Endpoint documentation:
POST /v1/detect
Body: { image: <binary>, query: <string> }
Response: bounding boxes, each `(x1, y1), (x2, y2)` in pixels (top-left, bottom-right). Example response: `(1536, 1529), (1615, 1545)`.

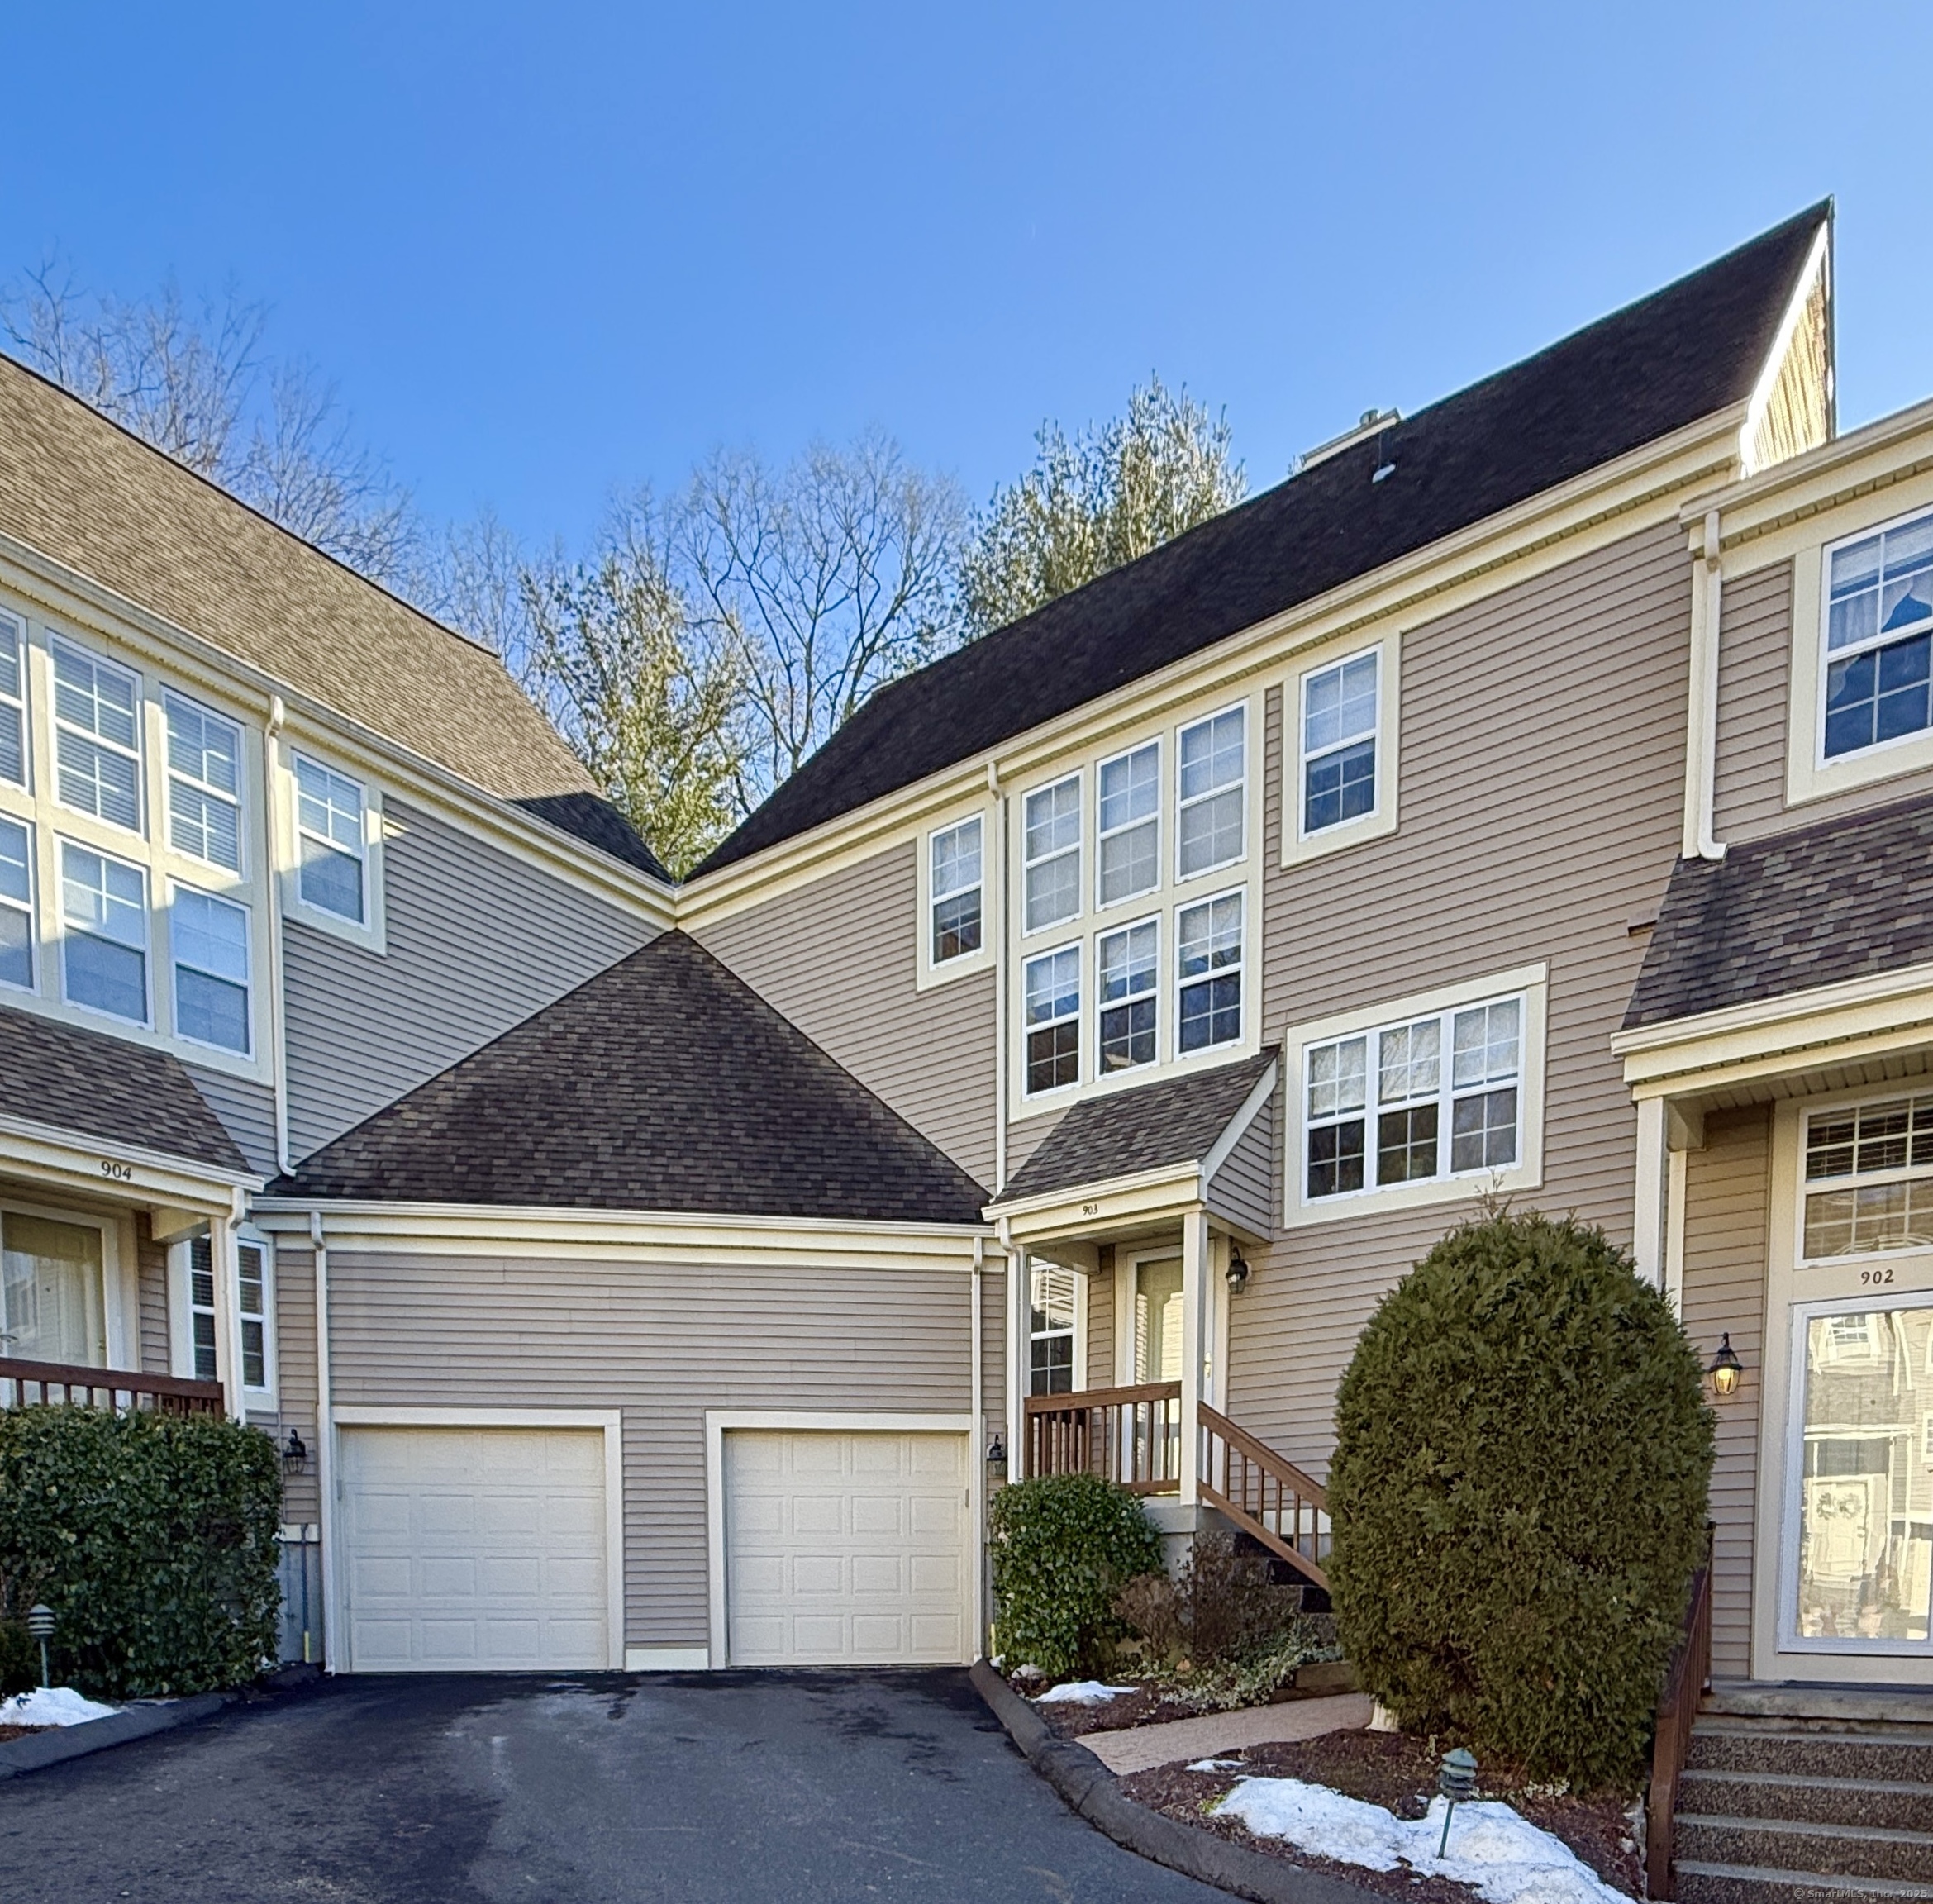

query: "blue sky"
(4, 2), (1928, 551)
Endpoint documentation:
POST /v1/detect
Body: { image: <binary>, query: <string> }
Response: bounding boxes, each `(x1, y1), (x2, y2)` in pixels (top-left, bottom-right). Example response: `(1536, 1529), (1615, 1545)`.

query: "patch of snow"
(1213, 1779), (1631, 1904)
(0, 1687), (120, 1727)
(1034, 1680), (1136, 1706)
(1187, 1757), (1247, 1772)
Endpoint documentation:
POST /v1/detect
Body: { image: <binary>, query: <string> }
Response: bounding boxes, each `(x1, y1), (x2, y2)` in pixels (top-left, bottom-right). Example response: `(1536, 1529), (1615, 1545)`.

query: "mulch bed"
(1120, 1729), (1641, 1904)
(1024, 1671), (1355, 1740)
(0, 1724), (49, 1742)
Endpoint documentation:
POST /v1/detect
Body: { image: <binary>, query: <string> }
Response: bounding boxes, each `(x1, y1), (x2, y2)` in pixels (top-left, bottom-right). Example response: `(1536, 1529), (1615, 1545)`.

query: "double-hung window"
(51, 640), (141, 832)
(188, 1233), (270, 1389)
(1097, 742), (1159, 907)
(1800, 1095), (1933, 1258)
(930, 817), (983, 964)
(171, 885), (251, 1054)
(1177, 892), (1242, 1052)
(1303, 993), (1522, 1200)
(1023, 945), (1080, 1093)
(164, 693), (243, 872)
(0, 612), (24, 788)
(0, 816), (31, 990)
(1178, 707), (1245, 878)
(1302, 650), (1378, 833)
(1029, 1262), (1078, 1396)
(295, 756), (366, 922)
(1097, 919), (1157, 1071)
(60, 841), (148, 1022)
(1023, 775), (1081, 932)
(1823, 510), (1933, 759)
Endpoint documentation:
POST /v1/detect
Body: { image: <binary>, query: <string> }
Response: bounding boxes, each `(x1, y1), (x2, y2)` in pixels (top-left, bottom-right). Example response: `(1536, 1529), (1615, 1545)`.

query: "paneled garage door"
(339, 1426), (612, 1671)
(723, 1430), (969, 1666)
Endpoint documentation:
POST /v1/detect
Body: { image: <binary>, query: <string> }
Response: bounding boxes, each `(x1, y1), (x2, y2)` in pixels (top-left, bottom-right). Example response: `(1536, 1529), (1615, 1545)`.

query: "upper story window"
(295, 756), (366, 922)
(51, 639), (141, 833)
(1178, 892), (1242, 1053)
(1097, 741), (1159, 907)
(164, 693), (243, 873)
(1177, 707), (1245, 878)
(1023, 774), (1081, 933)
(1823, 510), (1933, 759)
(1302, 650), (1378, 834)
(930, 817), (982, 964)
(1097, 917), (1157, 1072)
(1029, 1261), (1078, 1395)
(0, 816), (31, 990)
(1305, 992), (1521, 1201)
(0, 612), (24, 788)
(60, 840), (148, 1023)
(1802, 1094), (1933, 1258)
(1023, 944), (1080, 1094)
(171, 884), (251, 1054)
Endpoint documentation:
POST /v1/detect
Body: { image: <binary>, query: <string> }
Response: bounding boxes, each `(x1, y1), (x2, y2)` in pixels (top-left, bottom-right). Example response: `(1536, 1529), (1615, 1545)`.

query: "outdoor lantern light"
(1226, 1249), (1251, 1294)
(986, 1430), (1007, 1483)
(1708, 1334), (1744, 1398)
(26, 1603), (54, 1689)
(1436, 1746), (1478, 1856)
(282, 1428), (309, 1475)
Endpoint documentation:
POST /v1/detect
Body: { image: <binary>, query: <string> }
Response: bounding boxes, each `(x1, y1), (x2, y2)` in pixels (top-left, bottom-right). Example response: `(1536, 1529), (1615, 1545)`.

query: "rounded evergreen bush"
(988, 1472), (1164, 1679)
(1328, 1210), (1712, 1789)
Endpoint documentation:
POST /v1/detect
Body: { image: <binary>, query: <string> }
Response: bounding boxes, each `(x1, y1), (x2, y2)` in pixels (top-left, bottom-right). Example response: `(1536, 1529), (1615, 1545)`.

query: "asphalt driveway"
(0, 1668), (1227, 1903)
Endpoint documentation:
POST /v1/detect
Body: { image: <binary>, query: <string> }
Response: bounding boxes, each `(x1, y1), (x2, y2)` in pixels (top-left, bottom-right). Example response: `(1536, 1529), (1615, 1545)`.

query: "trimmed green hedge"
(989, 1472), (1164, 1679)
(1328, 1210), (1712, 1790)
(0, 1406), (283, 1698)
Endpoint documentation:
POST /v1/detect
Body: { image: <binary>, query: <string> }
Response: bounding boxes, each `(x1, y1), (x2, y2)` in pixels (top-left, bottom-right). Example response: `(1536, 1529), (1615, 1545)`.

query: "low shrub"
(0, 1406), (283, 1699)
(0, 1617), (33, 1696)
(1328, 1209), (1712, 1791)
(988, 1472), (1164, 1679)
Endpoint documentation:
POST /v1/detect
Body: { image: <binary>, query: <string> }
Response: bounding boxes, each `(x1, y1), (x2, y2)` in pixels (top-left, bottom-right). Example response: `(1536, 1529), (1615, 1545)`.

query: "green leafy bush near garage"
(0, 1406), (283, 1699)
(1327, 1209), (1712, 1791)
(988, 1472), (1164, 1679)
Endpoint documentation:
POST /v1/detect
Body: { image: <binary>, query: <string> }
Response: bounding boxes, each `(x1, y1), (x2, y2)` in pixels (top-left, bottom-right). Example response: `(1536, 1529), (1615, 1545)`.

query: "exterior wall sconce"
(1226, 1250), (1251, 1294)
(985, 1431), (1007, 1484)
(1707, 1334), (1743, 1398)
(282, 1428), (309, 1475)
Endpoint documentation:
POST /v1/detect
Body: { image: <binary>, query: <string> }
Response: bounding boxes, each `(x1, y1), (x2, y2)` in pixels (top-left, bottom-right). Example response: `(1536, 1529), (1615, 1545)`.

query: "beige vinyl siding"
(1712, 557), (1933, 844)
(283, 800), (651, 1160)
(183, 1064), (279, 1177)
(1743, 267), (1831, 477)
(1087, 1251), (1115, 1388)
(136, 1214), (169, 1375)
(693, 843), (997, 1188)
(1237, 521), (1693, 1471)
(1678, 1106), (1771, 1679)
(272, 1244), (321, 1525)
(326, 1249), (983, 1649)
(1207, 1096), (1276, 1241)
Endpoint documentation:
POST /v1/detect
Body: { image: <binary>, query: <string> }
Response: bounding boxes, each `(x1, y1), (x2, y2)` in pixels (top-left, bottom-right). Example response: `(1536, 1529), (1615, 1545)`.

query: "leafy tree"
(956, 375), (1245, 639)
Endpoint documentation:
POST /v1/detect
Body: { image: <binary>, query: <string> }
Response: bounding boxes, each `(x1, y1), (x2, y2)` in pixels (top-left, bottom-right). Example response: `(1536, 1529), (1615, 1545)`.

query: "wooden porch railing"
(1024, 1381), (1183, 1493)
(1645, 1531), (1714, 1902)
(1197, 1403), (1331, 1589)
(0, 1356), (225, 1416)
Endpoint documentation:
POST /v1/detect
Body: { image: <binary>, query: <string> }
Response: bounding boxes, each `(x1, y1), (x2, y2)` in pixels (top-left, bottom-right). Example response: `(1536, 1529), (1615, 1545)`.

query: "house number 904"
(98, 1159), (133, 1183)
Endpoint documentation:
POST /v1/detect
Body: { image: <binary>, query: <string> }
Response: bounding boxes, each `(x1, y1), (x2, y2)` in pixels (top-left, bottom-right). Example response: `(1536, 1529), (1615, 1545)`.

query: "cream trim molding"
(0, 1111), (263, 1212)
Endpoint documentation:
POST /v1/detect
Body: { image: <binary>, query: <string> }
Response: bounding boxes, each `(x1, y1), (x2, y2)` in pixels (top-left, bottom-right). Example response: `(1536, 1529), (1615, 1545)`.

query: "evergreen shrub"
(988, 1472), (1164, 1678)
(0, 1406), (283, 1698)
(1328, 1210), (1712, 1789)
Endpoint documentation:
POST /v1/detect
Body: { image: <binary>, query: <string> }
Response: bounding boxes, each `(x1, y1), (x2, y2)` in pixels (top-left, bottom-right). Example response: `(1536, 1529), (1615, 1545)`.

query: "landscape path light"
(1436, 1746), (1478, 1857)
(26, 1602), (55, 1688)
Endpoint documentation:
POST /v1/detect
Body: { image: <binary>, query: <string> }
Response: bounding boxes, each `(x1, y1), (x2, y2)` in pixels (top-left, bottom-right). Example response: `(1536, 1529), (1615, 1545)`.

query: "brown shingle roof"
(0, 352), (594, 806)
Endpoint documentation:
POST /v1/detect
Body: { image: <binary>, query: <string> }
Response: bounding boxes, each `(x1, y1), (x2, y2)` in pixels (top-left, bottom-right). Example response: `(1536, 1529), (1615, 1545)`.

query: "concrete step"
(1688, 1726), (1933, 1783)
(1679, 1768), (1933, 1834)
(1677, 1862), (1933, 1904)
(1705, 1683), (1933, 1728)
(1676, 1817), (1933, 1887)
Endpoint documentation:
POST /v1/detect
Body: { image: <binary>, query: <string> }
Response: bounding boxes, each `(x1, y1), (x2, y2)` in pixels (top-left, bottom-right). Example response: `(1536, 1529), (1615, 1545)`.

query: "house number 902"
(98, 1159), (133, 1183)
(1859, 1266), (1895, 1286)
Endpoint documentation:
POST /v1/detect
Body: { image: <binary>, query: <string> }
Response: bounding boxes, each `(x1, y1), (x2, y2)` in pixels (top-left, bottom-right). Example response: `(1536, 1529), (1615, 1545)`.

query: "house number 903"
(98, 1159), (133, 1183)
(1081, 1202), (1100, 1217)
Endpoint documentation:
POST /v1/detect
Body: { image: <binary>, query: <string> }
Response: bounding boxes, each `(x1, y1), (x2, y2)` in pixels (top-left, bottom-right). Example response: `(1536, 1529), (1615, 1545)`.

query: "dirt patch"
(1024, 1673), (1355, 1740)
(0, 1723), (50, 1742)
(1120, 1730), (1640, 1902)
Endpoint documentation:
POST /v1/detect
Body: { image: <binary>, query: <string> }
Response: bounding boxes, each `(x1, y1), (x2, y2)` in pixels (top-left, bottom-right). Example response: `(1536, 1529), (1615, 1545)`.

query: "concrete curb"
(969, 1660), (1383, 1904)
(0, 1691), (231, 1779)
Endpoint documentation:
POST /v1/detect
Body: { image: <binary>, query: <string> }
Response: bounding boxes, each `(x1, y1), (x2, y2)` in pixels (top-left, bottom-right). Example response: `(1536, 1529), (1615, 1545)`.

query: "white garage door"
(723, 1430), (969, 1666)
(340, 1426), (611, 1672)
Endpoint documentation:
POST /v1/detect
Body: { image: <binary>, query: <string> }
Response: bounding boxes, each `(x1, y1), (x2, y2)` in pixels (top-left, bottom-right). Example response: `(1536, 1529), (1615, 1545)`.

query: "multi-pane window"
(1178, 892), (1242, 1052)
(1802, 1095), (1933, 1258)
(295, 756), (366, 922)
(1304, 993), (1522, 1201)
(1024, 945), (1080, 1093)
(1029, 1262), (1078, 1395)
(189, 1235), (269, 1388)
(51, 640), (141, 831)
(1023, 775), (1081, 932)
(0, 816), (31, 990)
(1823, 511), (1933, 759)
(164, 693), (242, 872)
(1097, 919), (1157, 1071)
(60, 841), (147, 1022)
(1097, 742), (1159, 907)
(930, 817), (983, 964)
(0, 612), (24, 788)
(1302, 651), (1378, 834)
(1178, 707), (1245, 877)
(171, 885), (250, 1054)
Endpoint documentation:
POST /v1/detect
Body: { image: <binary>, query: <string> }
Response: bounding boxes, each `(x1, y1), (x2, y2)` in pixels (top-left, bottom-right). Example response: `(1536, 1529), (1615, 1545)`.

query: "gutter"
(309, 1209), (338, 1676)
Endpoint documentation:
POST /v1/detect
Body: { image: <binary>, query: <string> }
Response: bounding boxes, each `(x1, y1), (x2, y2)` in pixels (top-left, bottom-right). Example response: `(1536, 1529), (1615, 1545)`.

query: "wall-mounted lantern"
(985, 1430), (1007, 1484)
(1707, 1334), (1743, 1399)
(1226, 1249), (1252, 1295)
(282, 1428), (309, 1475)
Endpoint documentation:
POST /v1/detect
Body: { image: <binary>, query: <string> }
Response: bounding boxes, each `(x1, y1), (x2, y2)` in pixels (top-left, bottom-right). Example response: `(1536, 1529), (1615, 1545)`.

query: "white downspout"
(990, 759), (1010, 1194)
(310, 1209), (338, 1673)
(264, 695), (293, 1173)
(1681, 511), (1727, 864)
(969, 1235), (987, 1659)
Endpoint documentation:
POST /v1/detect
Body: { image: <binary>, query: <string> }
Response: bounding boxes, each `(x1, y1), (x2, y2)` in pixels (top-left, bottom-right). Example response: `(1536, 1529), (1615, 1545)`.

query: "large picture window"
(929, 816), (982, 964)
(1822, 510), (1933, 760)
(1023, 945), (1080, 1094)
(1023, 774), (1081, 933)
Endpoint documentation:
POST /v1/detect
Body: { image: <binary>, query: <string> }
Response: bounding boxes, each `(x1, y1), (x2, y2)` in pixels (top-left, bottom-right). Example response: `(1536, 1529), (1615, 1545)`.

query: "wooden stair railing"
(1644, 1529), (1714, 1902)
(0, 1355), (225, 1416)
(1024, 1381), (1183, 1493)
(1197, 1403), (1331, 1589)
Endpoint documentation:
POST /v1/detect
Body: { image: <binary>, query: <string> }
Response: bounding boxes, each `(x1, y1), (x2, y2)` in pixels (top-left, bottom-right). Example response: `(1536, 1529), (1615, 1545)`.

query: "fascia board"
(988, 1160), (1205, 1241)
(0, 1112), (262, 1208)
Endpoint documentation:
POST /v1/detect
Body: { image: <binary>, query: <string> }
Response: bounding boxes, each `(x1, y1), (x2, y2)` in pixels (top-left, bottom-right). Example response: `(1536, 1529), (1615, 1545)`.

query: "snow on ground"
(1213, 1779), (1631, 1904)
(1034, 1681), (1136, 1706)
(1, 1687), (121, 1727)
(1186, 1758), (1246, 1772)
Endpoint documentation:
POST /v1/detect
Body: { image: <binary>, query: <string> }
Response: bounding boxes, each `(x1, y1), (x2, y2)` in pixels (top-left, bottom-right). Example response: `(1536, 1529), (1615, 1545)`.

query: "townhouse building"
(2, 200), (1926, 1731)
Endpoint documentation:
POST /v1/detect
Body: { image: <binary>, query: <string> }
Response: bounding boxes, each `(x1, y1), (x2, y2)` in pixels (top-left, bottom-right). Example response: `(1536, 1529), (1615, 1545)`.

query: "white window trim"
(0, 812), (33, 995)
(1175, 702), (1248, 884)
(1021, 940), (1083, 1101)
(1095, 738), (1161, 912)
(0, 1197), (132, 1371)
(57, 836), (151, 1028)
(1021, 769), (1083, 939)
(49, 634), (144, 836)
(162, 688), (245, 874)
(1284, 633), (1401, 865)
(167, 878), (254, 1059)
(1174, 885), (1246, 1062)
(916, 807), (994, 989)
(169, 1227), (277, 1404)
(0, 607), (27, 793)
(1283, 962), (1548, 1228)
(281, 747), (386, 954)
(1096, 912), (1160, 1076)
(1027, 1259), (1086, 1397)
(1792, 1089), (1933, 1265)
